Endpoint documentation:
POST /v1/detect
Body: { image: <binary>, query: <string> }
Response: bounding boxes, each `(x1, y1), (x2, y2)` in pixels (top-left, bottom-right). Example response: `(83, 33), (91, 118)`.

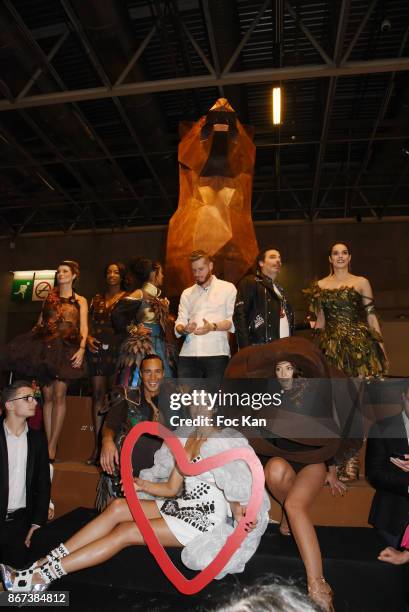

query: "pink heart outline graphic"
(121, 421), (265, 595)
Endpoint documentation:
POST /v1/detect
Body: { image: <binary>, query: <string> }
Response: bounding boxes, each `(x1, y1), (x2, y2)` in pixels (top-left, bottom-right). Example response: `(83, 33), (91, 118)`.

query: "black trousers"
(377, 528), (403, 549)
(177, 356), (229, 387)
(0, 512), (30, 567)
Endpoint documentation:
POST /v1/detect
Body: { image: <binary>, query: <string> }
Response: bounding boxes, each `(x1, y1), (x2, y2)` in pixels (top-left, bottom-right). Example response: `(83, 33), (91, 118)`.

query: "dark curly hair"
(104, 262), (126, 290)
(127, 257), (161, 289)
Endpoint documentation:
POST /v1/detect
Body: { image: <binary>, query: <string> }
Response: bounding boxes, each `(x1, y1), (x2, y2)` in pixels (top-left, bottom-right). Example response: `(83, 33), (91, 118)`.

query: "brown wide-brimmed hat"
(225, 336), (341, 379)
(223, 337), (354, 464)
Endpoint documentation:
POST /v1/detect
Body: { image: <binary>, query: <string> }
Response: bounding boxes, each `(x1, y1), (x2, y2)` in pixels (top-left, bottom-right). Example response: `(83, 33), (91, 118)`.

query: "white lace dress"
(138, 427), (271, 579)
(156, 455), (230, 545)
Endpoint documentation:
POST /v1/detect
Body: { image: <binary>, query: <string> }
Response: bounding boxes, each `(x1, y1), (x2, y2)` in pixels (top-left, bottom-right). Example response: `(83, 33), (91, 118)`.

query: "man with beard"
(175, 250), (236, 383)
(233, 247), (294, 349)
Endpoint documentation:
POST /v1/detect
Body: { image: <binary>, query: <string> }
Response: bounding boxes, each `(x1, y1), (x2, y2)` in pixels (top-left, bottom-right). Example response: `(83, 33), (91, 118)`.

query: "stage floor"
(27, 508), (408, 612)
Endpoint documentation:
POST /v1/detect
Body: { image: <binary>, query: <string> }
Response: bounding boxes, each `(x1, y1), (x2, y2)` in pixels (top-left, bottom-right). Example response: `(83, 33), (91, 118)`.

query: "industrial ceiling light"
(272, 86), (282, 125)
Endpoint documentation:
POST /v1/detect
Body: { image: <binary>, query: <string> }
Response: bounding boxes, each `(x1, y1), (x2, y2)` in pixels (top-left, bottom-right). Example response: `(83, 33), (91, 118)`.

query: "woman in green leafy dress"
(304, 242), (388, 479)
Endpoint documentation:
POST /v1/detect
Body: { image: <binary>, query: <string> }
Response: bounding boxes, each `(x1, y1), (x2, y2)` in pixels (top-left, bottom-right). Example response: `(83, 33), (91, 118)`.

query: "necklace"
(104, 291), (125, 309)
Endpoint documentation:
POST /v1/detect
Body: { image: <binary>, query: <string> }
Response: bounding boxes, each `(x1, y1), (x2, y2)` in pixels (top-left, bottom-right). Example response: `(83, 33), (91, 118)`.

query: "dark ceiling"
(0, 0), (408, 235)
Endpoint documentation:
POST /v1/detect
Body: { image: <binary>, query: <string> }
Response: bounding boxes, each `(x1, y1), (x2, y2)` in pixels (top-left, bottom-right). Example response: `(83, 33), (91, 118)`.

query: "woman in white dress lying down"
(1, 396), (269, 592)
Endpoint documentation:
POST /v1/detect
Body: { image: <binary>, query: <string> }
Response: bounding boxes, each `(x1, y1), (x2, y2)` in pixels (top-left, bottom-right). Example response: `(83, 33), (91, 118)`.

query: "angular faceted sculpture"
(165, 98), (259, 296)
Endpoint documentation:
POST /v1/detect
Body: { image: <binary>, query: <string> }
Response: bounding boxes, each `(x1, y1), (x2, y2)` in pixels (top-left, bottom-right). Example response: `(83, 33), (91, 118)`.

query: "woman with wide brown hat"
(224, 336), (360, 612)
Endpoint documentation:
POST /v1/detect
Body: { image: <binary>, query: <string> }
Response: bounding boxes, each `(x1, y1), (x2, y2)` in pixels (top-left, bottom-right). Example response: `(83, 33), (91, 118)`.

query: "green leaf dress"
(304, 281), (387, 377)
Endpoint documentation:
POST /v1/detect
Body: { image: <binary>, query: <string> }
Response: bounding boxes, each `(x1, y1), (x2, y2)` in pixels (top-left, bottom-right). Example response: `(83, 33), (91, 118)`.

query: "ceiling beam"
(201, 0), (224, 97)
(340, 0), (379, 65)
(17, 30), (70, 100)
(346, 25), (409, 216)
(0, 122), (90, 230)
(284, 1), (333, 66)
(1, 56), (408, 111)
(177, 13), (216, 77)
(310, 0), (351, 217)
(60, 0), (173, 213)
(2, 181), (407, 211)
(114, 23), (158, 86)
(2, 1), (123, 229)
(379, 158), (409, 217)
(1, 132), (409, 170)
(222, 0), (271, 75)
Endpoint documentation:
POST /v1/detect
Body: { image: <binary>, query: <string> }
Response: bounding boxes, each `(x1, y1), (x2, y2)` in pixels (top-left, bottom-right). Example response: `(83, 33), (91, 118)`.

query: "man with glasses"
(0, 380), (50, 567)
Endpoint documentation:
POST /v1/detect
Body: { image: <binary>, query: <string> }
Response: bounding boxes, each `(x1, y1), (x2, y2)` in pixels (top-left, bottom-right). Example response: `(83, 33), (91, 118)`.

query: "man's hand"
(230, 502), (257, 532)
(25, 525), (40, 548)
(176, 322), (197, 335)
(194, 319), (213, 335)
(100, 438), (119, 475)
(390, 454), (409, 472)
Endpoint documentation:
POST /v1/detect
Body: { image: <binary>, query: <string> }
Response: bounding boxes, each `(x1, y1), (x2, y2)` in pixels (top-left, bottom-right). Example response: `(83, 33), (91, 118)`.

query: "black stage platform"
(29, 508), (407, 612)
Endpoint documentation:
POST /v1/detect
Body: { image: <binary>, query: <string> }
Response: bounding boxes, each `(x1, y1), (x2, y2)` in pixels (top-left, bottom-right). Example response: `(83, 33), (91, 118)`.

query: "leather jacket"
(233, 273), (294, 349)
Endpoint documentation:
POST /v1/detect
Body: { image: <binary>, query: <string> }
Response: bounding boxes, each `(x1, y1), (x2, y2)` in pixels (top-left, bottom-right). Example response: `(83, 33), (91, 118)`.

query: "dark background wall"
(1, 218), (408, 373)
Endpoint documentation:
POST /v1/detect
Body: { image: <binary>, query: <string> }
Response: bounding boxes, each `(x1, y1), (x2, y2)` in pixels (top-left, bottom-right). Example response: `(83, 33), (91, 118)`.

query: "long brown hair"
(328, 242), (351, 274)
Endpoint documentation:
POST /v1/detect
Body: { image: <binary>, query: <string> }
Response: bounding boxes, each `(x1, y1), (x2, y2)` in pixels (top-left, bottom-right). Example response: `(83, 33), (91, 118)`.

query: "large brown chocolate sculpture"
(165, 98), (258, 297)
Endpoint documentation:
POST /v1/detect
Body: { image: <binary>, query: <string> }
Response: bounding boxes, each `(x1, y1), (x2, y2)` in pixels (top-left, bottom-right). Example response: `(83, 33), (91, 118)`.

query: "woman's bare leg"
(61, 518), (181, 575)
(283, 463), (327, 582)
(65, 499), (160, 554)
(48, 380), (67, 459)
(264, 457), (296, 534)
(42, 384), (54, 451)
(35, 499), (161, 566)
(32, 511), (180, 584)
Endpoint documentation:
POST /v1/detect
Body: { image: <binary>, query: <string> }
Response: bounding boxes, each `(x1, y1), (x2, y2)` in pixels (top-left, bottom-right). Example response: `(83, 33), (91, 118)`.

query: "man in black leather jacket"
(233, 247), (294, 349)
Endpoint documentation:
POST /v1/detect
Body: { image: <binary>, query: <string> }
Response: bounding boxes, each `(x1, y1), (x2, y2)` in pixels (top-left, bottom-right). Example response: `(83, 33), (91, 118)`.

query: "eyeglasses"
(8, 394), (36, 403)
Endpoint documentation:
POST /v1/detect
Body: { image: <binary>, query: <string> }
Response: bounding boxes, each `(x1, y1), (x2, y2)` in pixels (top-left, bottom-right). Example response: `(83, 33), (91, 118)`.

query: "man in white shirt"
(0, 381), (50, 567)
(175, 250), (237, 384)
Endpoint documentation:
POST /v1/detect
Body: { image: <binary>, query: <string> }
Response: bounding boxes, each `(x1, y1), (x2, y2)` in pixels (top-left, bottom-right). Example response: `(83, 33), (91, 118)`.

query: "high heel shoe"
(308, 576), (335, 612)
(0, 564), (48, 593)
